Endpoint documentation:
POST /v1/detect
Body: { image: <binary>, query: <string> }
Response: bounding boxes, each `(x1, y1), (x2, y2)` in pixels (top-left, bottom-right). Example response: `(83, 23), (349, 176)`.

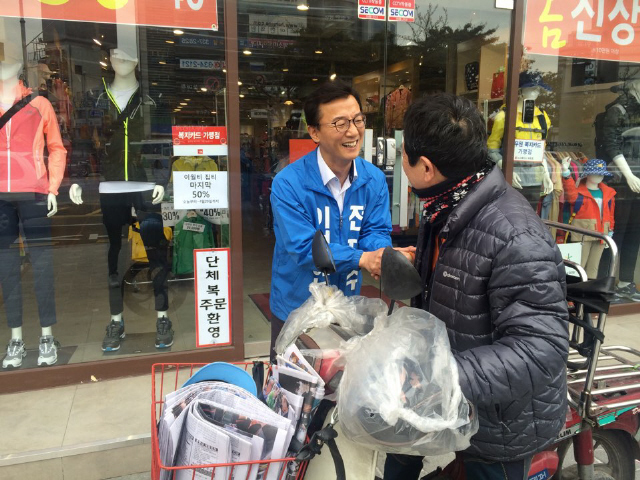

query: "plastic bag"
(274, 283), (387, 355)
(337, 307), (479, 456)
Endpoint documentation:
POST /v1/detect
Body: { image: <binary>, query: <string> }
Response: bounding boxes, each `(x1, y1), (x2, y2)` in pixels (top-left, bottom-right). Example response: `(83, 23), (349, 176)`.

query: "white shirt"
(317, 149), (358, 214)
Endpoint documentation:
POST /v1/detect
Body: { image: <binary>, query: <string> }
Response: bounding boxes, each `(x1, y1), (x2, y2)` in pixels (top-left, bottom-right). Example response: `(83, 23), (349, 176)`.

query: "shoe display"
(615, 283), (640, 302)
(156, 317), (174, 349)
(2, 339), (26, 369)
(37, 335), (59, 366)
(102, 320), (125, 352)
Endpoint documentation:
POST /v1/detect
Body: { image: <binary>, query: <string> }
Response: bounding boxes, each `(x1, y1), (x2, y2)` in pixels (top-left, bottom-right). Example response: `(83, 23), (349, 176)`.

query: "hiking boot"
(615, 283), (640, 302)
(102, 320), (125, 352)
(37, 335), (59, 366)
(2, 339), (26, 369)
(156, 317), (174, 349)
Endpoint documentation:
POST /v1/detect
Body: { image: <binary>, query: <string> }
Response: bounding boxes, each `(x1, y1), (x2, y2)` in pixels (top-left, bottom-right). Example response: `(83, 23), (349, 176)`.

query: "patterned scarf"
(414, 162), (493, 224)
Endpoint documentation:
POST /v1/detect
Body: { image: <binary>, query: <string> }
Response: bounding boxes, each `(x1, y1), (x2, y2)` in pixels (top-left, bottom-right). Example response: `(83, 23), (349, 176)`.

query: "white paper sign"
(194, 248), (231, 347)
(557, 243), (582, 277)
(184, 222), (206, 233)
(174, 171), (229, 209)
(514, 140), (545, 163)
(495, 0), (514, 9)
(161, 202), (186, 227)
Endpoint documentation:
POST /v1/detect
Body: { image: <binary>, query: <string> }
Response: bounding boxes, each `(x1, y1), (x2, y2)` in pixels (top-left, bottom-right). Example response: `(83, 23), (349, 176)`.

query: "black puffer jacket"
(415, 166), (569, 462)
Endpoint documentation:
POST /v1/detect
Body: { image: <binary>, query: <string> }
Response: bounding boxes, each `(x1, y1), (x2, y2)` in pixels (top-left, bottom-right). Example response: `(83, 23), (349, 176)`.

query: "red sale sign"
(524, 0), (640, 63)
(5, 0), (219, 31)
(172, 126), (227, 156)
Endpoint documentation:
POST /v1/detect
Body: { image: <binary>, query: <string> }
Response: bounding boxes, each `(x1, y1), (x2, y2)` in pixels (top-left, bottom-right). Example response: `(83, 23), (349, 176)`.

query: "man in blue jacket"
(269, 82), (392, 357)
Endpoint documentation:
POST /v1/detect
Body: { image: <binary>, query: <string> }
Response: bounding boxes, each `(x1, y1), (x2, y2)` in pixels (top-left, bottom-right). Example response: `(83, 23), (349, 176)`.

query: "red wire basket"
(151, 362), (307, 480)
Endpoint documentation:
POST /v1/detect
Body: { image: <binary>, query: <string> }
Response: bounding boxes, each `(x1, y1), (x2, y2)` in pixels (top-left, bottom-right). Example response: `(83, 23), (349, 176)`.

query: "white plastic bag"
(274, 283), (387, 355)
(337, 307), (478, 456)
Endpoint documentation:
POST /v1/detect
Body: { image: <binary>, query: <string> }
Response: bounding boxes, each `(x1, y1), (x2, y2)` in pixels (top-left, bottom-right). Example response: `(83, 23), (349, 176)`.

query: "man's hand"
(359, 248), (384, 279)
(395, 246), (416, 264)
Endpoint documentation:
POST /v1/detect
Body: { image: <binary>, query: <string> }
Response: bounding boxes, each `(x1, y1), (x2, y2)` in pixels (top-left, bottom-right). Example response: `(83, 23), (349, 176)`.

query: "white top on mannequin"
(69, 52), (164, 205)
(0, 63), (58, 216)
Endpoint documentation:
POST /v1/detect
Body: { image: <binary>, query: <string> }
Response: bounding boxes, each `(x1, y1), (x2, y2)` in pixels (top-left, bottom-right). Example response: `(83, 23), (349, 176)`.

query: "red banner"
(4, 0), (219, 31)
(524, 0), (640, 63)
(172, 126), (227, 156)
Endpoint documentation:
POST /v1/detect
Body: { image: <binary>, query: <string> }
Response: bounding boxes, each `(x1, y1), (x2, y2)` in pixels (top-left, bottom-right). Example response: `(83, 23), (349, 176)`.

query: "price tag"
(161, 202), (187, 227)
(184, 222), (206, 233)
(514, 140), (545, 163)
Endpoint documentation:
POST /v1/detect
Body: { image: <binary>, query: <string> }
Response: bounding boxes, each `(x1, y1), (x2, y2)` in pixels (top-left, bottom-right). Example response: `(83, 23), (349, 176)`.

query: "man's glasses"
(320, 115), (366, 133)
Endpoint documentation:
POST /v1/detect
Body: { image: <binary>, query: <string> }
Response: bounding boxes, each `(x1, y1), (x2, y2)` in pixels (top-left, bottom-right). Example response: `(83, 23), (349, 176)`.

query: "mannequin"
(0, 60), (66, 368)
(70, 49), (172, 351)
(488, 72), (554, 212)
(561, 158), (616, 279)
(598, 79), (640, 301)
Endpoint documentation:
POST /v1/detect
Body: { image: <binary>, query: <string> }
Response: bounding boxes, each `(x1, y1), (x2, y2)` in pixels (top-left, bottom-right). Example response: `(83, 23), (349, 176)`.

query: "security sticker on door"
(514, 139), (544, 163)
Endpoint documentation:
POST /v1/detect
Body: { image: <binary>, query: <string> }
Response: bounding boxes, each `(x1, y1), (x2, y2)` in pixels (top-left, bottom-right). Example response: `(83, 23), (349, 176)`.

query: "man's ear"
(308, 125), (320, 143)
(421, 156), (445, 185)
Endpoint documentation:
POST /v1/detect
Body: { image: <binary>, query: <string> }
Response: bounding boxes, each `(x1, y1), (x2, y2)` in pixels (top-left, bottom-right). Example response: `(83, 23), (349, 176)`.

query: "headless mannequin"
(489, 87), (554, 196)
(69, 52), (166, 324)
(610, 79), (640, 290)
(0, 62), (60, 347)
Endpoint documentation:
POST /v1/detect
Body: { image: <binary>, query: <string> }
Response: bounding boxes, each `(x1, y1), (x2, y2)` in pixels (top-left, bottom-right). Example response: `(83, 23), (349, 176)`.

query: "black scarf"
(413, 162), (494, 224)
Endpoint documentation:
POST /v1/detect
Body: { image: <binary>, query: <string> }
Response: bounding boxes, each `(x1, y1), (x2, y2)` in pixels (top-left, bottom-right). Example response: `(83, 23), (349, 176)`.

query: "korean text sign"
(6, 0), (218, 31)
(524, 0), (640, 62)
(194, 249), (231, 347)
(172, 126), (228, 156)
(173, 171), (229, 209)
(357, 0), (414, 22)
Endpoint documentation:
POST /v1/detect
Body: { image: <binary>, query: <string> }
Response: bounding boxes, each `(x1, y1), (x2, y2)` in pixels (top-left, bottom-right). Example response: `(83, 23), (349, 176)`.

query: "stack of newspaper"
(267, 344), (325, 453)
(158, 380), (293, 480)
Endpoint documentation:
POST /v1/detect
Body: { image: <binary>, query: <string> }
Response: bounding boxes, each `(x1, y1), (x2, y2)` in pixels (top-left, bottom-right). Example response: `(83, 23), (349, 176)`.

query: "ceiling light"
(201, 87), (207, 92)
(159, 61), (166, 65)
(282, 68), (289, 72)
(239, 94), (245, 98)
(180, 102), (187, 105)
(185, 98), (191, 101)
(93, 38), (102, 46)
(238, 81), (242, 85)
(223, 68), (227, 73)
(99, 61), (107, 67)
(243, 49), (252, 55)
(281, 90), (285, 95)
(315, 49), (323, 54)
(284, 99), (294, 105)
(166, 40), (175, 44)
(330, 73), (336, 80)
(211, 111), (217, 114)
(151, 82), (158, 86)
(297, 3), (309, 10)
(173, 29), (184, 35)
(312, 78), (318, 81)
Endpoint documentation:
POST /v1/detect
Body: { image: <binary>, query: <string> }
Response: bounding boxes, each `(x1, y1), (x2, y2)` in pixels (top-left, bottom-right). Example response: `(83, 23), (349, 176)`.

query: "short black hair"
(403, 93), (488, 178)
(304, 81), (362, 127)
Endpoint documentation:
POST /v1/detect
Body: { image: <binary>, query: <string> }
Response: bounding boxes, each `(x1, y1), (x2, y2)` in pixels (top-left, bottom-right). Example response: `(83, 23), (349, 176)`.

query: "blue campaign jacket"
(270, 148), (392, 321)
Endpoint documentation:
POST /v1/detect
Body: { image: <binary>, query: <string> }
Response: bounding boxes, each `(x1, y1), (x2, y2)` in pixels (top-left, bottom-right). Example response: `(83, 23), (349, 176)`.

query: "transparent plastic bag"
(337, 307), (479, 456)
(274, 283), (387, 355)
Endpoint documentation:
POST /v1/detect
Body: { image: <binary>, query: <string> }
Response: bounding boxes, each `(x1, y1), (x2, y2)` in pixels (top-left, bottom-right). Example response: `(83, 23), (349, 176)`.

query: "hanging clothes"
(172, 214), (216, 275)
(385, 86), (412, 131)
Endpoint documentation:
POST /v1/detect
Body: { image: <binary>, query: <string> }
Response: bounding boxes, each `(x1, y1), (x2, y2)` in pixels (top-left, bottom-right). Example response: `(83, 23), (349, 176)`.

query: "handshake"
(358, 246), (416, 280)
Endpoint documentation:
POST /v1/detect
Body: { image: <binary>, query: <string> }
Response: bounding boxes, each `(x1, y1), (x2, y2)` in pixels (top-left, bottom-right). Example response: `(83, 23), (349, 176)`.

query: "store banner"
(358, 0), (386, 21)
(514, 139), (545, 163)
(524, 0), (640, 63)
(8, 0), (219, 31)
(172, 126), (228, 156)
(388, 0), (415, 22)
(194, 248), (232, 347)
(173, 171), (229, 209)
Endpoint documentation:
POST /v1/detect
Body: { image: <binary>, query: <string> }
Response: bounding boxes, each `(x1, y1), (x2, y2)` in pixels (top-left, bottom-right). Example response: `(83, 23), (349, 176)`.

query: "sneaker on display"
(102, 320), (125, 352)
(2, 339), (26, 369)
(156, 317), (174, 349)
(615, 282), (640, 302)
(37, 335), (60, 367)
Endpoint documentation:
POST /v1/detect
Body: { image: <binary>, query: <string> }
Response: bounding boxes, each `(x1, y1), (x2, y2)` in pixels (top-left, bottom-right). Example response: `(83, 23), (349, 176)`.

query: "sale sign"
(358, 0), (386, 21)
(524, 0), (640, 63)
(5, 0), (219, 31)
(172, 126), (228, 156)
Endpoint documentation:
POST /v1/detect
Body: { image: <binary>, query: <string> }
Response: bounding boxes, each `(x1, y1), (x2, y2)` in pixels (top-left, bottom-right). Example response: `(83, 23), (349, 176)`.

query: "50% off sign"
(174, 171), (229, 209)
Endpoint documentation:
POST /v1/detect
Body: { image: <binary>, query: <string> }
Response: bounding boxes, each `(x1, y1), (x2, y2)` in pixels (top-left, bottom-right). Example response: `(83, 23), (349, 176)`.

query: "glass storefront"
(0, 0), (637, 382)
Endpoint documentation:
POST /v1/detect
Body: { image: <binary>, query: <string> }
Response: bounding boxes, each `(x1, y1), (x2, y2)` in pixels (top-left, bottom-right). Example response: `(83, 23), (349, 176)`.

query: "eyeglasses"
(320, 115), (366, 133)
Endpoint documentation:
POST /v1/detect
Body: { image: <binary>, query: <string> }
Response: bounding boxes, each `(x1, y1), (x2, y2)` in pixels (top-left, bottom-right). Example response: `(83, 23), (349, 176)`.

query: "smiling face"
(307, 95), (364, 167)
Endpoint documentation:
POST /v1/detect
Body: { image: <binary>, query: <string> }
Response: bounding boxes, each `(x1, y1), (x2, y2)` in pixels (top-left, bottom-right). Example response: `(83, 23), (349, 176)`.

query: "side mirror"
(381, 246), (422, 303)
(312, 230), (336, 283)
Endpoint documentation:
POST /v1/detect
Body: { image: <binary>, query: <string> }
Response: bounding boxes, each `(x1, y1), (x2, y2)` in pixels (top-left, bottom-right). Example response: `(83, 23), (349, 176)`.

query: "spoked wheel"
(554, 430), (635, 480)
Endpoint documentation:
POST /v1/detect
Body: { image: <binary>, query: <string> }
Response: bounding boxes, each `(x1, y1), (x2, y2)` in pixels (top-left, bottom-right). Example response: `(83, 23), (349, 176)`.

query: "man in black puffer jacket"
(386, 94), (569, 480)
